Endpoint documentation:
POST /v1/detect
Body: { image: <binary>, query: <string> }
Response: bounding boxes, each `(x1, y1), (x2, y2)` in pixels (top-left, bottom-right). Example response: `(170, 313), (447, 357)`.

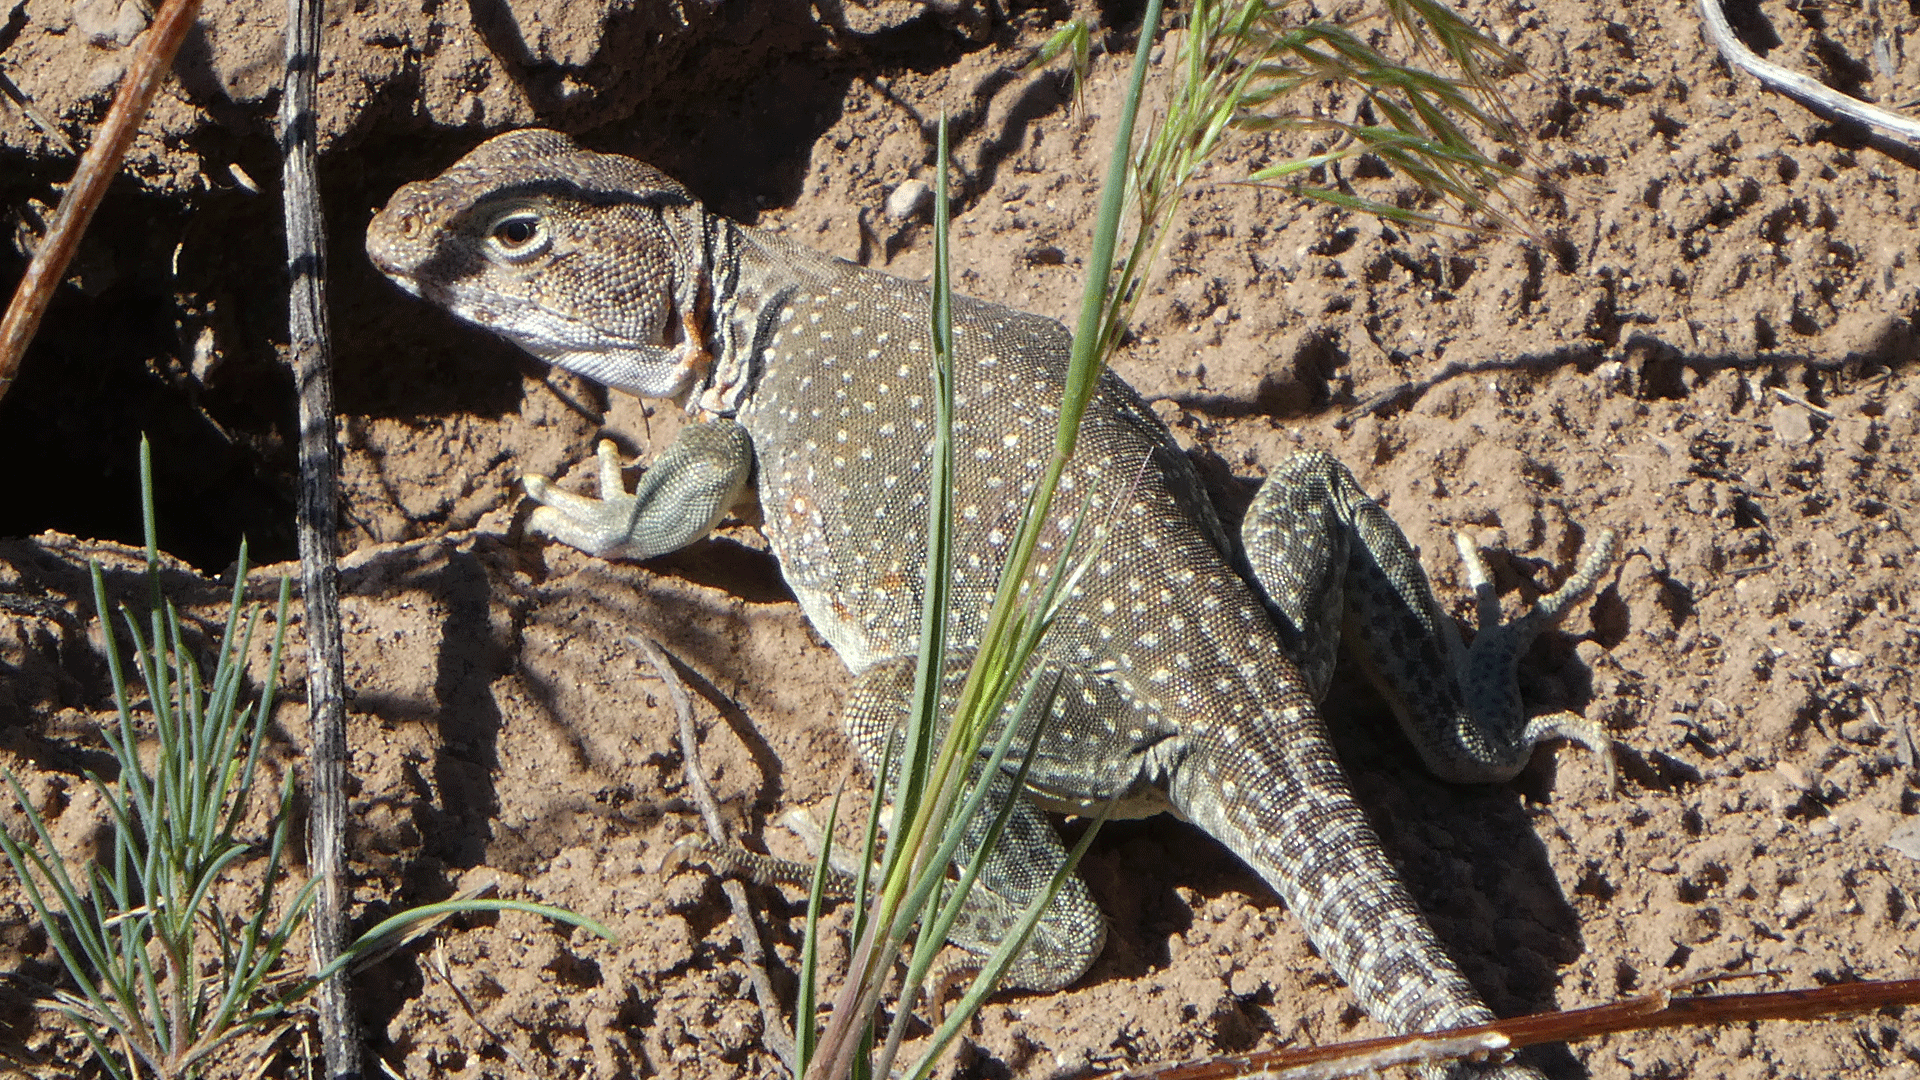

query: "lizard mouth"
(371, 265), (425, 299)
(366, 254), (671, 374)
(426, 290), (690, 397)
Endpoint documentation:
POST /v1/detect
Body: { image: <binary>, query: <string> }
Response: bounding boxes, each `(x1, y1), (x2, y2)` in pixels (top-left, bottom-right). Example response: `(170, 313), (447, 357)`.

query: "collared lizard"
(366, 128), (1617, 1078)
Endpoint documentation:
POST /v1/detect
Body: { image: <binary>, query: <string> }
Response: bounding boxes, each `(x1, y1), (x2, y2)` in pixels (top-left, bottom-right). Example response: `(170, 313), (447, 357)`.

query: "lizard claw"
(1523, 710), (1619, 794)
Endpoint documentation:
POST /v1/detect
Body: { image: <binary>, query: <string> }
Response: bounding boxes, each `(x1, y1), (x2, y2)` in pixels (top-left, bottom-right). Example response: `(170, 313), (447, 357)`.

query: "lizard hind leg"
(840, 655), (1108, 993)
(1241, 449), (1618, 785)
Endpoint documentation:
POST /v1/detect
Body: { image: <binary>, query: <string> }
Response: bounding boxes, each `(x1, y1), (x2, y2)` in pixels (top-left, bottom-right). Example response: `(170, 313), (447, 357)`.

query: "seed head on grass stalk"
(1233, 3), (1532, 231)
(1092, 0), (1538, 351)
(1246, 0), (1534, 225)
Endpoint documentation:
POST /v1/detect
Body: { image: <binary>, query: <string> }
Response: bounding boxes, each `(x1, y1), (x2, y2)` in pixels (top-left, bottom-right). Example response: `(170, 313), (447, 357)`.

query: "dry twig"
(278, 0), (356, 1072)
(1109, 978), (1920, 1079)
(1697, 0), (1920, 145)
(634, 635), (799, 1073)
(0, 0), (203, 400)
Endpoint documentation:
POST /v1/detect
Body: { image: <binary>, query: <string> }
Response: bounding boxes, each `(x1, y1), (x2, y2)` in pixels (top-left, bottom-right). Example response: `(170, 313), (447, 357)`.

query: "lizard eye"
(486, 212), (549, 262)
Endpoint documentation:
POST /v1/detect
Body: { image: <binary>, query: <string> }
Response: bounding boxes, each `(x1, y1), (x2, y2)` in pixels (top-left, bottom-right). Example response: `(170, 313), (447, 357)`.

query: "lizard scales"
(367, 128), (1615, 1079)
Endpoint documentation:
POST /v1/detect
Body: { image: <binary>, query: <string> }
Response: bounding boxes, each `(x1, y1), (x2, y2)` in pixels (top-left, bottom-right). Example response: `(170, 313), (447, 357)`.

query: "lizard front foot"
(522, 421), (754, 561)
(524, 439), (646, 558)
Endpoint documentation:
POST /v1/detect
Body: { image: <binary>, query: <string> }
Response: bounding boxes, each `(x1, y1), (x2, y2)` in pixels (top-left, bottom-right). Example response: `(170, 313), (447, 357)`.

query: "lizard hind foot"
(1451, 526), (1621, 788)
(1522, 710), (1619, 794)
(1451, 527), (1620, 637)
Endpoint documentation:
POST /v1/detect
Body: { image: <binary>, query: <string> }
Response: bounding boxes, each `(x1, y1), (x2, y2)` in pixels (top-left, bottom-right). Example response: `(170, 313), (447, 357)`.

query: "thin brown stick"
(0, 69), (76, 155)
(0, 0), (203, 400)
(1112, 978), (1920, 1079)
(277, 0), (355, 1074)
(1698, 0), (1920, 145)
(634, 635), (799, 1074)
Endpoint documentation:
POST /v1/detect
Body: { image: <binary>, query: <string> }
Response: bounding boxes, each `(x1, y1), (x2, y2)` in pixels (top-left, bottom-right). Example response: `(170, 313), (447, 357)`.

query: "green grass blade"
(225, 577), (291, 843)
(73, 1020), (133, 1080)
(1064, 0), (1164, 439)
(315, 899), (617, 986)
(0, 797), (117, 1018)
(885, 111), (960, 907)
(2, 775), (117, 981)
(793, 788), (842, 1074)
(904, 801), (1112, 1080)
(88, 564), (136, 751)
(910, 676), (1058, 987)
(884, 666), (1057, 958)
(210, 774), (304, 1033)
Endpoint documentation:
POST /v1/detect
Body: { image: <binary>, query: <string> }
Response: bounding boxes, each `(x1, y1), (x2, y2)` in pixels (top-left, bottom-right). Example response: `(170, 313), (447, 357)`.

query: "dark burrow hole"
(0, 182), (298, 573)
(1, 11), (995, 574)
(0, 134), (545, 573)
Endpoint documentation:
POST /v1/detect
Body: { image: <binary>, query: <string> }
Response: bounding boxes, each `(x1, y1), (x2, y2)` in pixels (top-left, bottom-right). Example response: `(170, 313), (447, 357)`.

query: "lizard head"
(365, 128), (715, 399)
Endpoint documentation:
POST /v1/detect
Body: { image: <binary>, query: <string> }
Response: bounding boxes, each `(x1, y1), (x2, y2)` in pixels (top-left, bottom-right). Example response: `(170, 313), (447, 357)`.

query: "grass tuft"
(0, 438), (612, 1079)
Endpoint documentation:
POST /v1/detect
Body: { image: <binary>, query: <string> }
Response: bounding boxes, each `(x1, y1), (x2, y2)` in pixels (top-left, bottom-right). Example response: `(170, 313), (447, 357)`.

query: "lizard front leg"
(524, 419), (753, 560)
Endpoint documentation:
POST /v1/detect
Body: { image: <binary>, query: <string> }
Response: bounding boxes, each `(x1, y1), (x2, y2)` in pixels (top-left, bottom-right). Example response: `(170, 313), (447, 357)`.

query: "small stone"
(74, 0), (148, 47)
(1776, 884), (1814, 925)
(1827, 647), (1866, 670)
(1772, 402), (1815, 445)
(1839, 718), (1885, 744)
(1594, 360), (1629, 395)
(1887, 819), (1920, 861)
(1774, 761), (1812, 792)
(887, 179), (932, 222)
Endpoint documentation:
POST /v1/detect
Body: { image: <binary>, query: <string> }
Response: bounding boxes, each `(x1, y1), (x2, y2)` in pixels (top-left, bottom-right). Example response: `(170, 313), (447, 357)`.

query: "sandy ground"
(1, 0), (1918, 1076)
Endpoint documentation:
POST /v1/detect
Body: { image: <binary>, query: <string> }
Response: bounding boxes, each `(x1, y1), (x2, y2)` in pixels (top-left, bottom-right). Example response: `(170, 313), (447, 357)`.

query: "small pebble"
(887, 179), (932, 221)
(1772, 402), (1815, 445)
(1594, 360), (1629, 395)
(1887, 819), (1920, 861)
(74, 0), (148, 47)
(1776, 884), (1814, 925)
(1838, 718), (1884, 744)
